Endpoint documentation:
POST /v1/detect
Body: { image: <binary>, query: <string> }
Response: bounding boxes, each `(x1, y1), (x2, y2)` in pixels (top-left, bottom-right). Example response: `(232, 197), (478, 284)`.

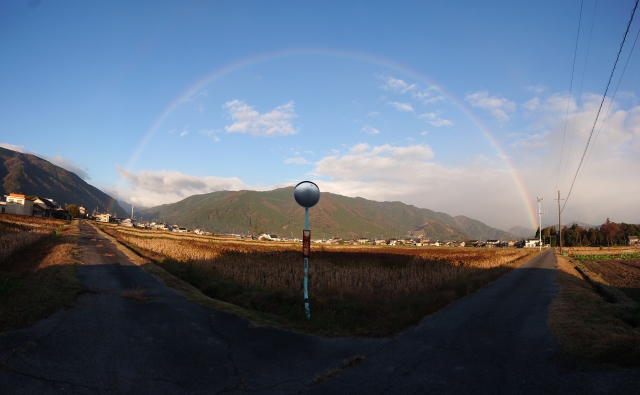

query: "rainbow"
(122, 48), (538, 229)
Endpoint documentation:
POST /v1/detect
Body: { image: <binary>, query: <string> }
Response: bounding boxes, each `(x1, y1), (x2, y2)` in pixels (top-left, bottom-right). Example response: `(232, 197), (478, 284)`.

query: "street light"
(293, 181), (320, 320)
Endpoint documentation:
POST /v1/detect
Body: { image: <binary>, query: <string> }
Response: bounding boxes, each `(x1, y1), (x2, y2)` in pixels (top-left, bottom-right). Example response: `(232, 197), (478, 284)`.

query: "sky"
(1, 0), (639, 231)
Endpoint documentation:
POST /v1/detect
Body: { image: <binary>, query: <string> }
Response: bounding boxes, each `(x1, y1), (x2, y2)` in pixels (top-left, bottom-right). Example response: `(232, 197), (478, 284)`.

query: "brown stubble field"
(549, 253), (640, 367)
(0, 214), (85, 332)
(101, 226), (536, 336)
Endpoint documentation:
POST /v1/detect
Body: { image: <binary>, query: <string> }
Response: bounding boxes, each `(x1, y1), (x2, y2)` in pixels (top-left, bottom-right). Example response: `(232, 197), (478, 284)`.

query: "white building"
(95, 214), (111, 222)
(3, 194), (34, 216)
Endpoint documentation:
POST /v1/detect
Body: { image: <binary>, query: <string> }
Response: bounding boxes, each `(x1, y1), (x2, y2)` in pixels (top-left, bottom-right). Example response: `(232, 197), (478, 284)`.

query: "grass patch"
(97, 224), (537, 337)
(0, 217), (85, 333)
(548, 254), (640, 367)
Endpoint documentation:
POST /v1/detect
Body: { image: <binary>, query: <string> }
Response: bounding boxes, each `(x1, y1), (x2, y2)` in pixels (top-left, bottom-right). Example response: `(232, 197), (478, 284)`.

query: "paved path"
(0, 221), (638, 394)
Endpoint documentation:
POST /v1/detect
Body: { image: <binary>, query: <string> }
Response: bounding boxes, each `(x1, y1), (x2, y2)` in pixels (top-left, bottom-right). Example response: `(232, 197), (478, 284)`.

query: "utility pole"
(555, 191), (564, 254)
(537, 197), (543, 251)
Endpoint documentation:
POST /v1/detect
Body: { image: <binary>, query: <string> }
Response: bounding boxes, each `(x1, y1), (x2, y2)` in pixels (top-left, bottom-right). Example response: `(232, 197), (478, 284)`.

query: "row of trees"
(535, 219), (639, 247)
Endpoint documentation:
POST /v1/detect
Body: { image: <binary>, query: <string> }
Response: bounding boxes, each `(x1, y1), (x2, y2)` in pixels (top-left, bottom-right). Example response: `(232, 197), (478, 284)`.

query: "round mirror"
(294, 181), (320, 208)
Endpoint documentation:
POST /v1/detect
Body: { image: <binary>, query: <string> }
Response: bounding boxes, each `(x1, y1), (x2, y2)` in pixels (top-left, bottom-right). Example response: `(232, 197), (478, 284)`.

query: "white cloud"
(419, 112), (453, 127)
(180, 131), (188, 137)
(526, 85), (548, 94)
(523, 97), (540, 111)
(367, 111), (379, 117)
(361, 126), (380, 135)
(387, 101), (414, 112)
(284, 156), (309, 165)
(0, 143), (90, 180)
(411, 89), (443, 104)
(466, 91), (516, 122)
(509, 93), (640, 227)
(198, 129), (220, 141)
(421, 131), (429, 136)
(114, 166), (288, 207)
(223, 100), (297, 137)
(116, 166), (249, 198)
(377, 75), (417, 93)
(312, 143), (523, 228)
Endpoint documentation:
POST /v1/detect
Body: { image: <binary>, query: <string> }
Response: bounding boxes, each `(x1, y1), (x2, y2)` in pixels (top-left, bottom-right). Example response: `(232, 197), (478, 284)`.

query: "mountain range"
(0, 147), (126, 217)
(137, 188), (516, 241)
(1, 146), (520, 240)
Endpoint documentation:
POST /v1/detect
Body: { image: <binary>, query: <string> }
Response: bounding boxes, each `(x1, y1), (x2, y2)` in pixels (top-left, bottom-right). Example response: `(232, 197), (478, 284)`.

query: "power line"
(561, 0), (598, 190)
(577, 18), (640, 181)
(556, 0), (585, 192)
(562, 0), (640, 213)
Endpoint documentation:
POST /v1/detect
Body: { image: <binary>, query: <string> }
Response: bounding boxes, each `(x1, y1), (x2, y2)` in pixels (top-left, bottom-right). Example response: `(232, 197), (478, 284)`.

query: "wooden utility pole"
(555, 191), (564, 254)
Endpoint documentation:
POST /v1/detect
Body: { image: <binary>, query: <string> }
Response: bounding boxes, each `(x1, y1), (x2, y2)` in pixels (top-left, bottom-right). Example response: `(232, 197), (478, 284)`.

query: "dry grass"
(105, 229), (531, 298)
(548, 254), (640, 367)
(0, 213), (67, 262)
(0, 217), (85, 332)
(101, 226), (535, 336)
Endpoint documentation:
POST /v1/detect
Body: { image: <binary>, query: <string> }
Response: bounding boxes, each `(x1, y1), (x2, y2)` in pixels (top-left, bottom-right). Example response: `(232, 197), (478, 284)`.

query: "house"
(95, 214), (111, 222)
(628, 236), (639, 246)
(524, 239), (539, 248)
(79, 206), (86, 216)
(373, 238), (387, 245)
(3, 194), (35, 216)
(357, 237), (370, 244)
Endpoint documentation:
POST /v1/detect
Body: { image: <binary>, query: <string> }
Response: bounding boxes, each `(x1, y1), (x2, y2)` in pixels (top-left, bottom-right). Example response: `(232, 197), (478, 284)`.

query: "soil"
(582, 258), (640, 303)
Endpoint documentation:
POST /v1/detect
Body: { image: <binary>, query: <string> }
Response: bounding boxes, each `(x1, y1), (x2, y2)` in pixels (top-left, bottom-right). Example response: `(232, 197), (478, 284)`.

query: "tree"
(66, 204), (80, 218)
(600, 218), (621, 246)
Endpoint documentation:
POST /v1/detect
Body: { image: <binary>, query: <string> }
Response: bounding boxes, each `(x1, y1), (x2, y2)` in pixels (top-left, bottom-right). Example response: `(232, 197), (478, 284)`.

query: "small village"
(0, 192), (553, 249)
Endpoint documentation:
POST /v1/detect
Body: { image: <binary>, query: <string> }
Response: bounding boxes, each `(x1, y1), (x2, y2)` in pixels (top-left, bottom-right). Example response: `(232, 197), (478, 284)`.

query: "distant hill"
(138, 188), (509, 241)
(507, 226), (535, 239)
(0, 147), (126, 217)
(453, 215), (516, 240)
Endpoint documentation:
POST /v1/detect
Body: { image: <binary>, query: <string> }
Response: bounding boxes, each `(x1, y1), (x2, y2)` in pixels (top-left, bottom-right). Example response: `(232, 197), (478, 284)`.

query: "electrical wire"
(561, 0), (598, 190)
(556, 0), (584, 192)
(577, 21), (640, 181)
(562, 0), (640, 213)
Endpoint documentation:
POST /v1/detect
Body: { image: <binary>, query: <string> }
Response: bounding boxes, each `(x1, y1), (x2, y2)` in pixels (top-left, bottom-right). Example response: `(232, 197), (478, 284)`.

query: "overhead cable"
(561, 0), (598, 190)
(563, 0), (640, 213)
(556, 0), (585, 192)
(578, 20), (640, 181)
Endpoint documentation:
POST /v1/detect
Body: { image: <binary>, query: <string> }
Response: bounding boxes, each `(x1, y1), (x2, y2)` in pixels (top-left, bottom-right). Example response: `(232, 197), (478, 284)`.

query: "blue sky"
(1, 0), (639, 230)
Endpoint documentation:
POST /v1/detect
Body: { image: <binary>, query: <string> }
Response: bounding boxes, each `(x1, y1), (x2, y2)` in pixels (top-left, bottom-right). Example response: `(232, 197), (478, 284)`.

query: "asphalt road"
(0, 222), (638, 394)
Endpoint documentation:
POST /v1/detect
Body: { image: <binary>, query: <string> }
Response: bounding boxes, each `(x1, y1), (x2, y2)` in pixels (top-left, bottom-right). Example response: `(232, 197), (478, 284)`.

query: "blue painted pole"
(304, 208), (310, 320)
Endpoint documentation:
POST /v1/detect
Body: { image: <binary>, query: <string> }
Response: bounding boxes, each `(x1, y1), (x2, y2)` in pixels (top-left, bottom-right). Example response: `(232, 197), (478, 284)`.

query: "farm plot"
(102, 226), (535, 336)
(580, 259), (640, 304)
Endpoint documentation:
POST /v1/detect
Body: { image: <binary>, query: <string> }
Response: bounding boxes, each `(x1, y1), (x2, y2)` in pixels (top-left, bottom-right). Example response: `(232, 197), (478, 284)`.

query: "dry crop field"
(0, 213), (66, 262)
(0, 214), (83, 332)
(102, 225), (535, 336)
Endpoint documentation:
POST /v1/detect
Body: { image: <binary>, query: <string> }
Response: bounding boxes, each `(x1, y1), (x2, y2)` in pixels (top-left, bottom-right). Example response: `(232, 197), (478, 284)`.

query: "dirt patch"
(581, 259), (640, 304)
